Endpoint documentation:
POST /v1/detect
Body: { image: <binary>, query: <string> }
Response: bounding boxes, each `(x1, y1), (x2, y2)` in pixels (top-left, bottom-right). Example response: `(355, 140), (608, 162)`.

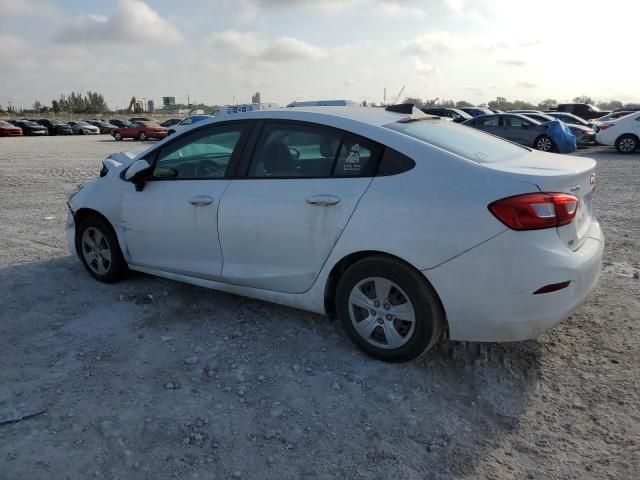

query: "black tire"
(615, 134), (638, 154)
(75, 216), (128, 283)
(114, 132), (122, 141)
(534, 135), (555, 152)
(138, 132), (147, 141)
(336, 255), (444, 363)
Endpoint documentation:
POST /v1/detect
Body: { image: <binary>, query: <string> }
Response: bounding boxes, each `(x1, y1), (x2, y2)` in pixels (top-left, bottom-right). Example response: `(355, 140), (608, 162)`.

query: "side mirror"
(125, 159), (151, 181)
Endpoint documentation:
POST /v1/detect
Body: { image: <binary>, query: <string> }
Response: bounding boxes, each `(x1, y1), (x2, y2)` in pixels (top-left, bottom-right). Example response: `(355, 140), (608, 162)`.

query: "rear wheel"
(336, 256), (444, 363)
(76, 217), (128, 283)
(534, 135), (554, 152)
(615, 134), (638, 154)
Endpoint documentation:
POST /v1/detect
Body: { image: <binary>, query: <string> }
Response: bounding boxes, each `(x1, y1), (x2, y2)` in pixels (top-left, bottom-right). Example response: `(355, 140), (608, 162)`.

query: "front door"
(121, 122), (249, 278)
(218, 121), (380, 294)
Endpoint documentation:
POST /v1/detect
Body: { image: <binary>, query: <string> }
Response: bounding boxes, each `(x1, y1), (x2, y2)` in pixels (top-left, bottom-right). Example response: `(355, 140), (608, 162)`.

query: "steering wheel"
(288, 147), (300, 159)
(196, 159), (224, 178)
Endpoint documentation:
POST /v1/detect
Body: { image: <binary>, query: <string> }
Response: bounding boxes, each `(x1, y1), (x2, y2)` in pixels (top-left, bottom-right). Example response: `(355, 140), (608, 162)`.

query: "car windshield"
(50, 120), (64, 125)
(0, 120), (12, 126)
(23, 121), (39, 126)
(140, 121), (160, 127)
(76, 121), (90, 126)
(386, 119), (528, 164)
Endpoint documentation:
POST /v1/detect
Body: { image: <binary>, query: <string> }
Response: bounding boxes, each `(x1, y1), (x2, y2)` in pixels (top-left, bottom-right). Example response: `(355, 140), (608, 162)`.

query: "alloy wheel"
(536, 136), (553, 151)
(81, 227), (112, 275)
(620, 138), (636, 153)
(348, 277), (416, 349)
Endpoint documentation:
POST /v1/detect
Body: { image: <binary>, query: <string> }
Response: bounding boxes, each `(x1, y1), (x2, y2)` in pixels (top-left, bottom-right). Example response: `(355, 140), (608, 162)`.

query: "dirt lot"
(0, 135), (638, 479)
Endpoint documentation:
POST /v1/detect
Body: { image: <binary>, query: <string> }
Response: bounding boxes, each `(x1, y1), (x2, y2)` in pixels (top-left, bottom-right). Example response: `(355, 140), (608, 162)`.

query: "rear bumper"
(424, 222), (604, 342)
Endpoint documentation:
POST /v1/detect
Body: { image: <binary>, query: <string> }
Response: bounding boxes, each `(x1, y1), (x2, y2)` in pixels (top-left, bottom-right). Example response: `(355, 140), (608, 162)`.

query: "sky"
(1, 0), (638, 110)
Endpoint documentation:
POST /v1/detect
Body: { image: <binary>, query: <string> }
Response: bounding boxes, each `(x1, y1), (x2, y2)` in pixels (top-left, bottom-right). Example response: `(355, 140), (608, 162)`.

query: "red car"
(112, 121), (167, 141)
(0, 120), (24, 137)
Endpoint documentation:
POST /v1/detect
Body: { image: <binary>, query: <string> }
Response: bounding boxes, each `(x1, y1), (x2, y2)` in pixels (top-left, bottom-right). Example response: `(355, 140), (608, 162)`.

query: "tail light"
(599, 123), (614, 131)
(489, 193), (579, 230)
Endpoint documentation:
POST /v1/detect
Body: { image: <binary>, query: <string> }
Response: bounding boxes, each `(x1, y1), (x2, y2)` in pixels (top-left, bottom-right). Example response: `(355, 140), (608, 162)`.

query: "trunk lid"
(484, 150), (597, 250)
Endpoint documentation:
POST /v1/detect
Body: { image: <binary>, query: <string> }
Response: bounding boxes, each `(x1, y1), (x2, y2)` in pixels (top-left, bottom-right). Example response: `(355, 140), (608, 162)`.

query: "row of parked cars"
(0, 116), (185, 139)
(421, 103), (640, 154)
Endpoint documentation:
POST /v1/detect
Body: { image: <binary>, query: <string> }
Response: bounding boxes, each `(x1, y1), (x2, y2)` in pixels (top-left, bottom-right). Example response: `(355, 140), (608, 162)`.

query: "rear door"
(218, 120), (381, 293)
(503, 115), (537, 146)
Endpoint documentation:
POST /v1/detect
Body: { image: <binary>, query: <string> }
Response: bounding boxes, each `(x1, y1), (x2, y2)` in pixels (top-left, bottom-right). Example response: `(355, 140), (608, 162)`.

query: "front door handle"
(189, 195), (214, 206)
(306, 194), (341, 206)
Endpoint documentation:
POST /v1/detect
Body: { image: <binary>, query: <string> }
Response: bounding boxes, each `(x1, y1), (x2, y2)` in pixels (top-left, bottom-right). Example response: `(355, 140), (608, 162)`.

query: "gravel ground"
(0, 135), (638, 480)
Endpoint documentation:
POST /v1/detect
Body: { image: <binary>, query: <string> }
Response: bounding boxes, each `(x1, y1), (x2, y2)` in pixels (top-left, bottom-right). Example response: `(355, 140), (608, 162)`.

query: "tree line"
(401, 95), (638, 112)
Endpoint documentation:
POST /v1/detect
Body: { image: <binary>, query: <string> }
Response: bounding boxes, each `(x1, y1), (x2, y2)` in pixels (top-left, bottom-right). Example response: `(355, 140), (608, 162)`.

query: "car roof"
(207, 106), (428, 128)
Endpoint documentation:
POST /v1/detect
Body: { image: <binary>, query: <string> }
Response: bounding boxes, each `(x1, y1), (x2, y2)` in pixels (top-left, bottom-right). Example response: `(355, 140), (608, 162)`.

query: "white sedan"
(595, 111), (640, 153)
(67, 105), (604, 362)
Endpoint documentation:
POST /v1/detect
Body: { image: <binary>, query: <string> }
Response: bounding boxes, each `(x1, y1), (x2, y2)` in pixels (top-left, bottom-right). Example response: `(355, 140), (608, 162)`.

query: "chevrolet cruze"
(67, 105), (603, 362)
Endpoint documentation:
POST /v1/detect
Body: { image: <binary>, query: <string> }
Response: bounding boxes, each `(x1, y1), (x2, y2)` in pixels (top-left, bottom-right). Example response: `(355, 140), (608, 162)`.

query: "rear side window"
(479, 116), (499, 126)
(246, 123), (380, 178)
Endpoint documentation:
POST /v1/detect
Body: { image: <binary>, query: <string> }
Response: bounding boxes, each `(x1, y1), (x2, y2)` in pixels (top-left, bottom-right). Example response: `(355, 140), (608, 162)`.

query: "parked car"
(112, 121), (167, 141)
(87, 120), (117, 134)
(66, 106), (603, 362)
(595, 111), (640, 153)
(109, 119), (132, 128)
(589, 111), (634, 132)
(463, 113), (556, 150)
(37, 119), (73, 135)
(421, 107), (471, 123)
(68, 121), (100, 135)
(545, 112), (592, 128)
(555, 103), (609, 120)
(517, 112), (596, 146)
(167, 115), (212, 135)
(460, 107), (494, 117)
(160, 118), (182, 128)
(13, 120), (48, 136)
(0, 120), (23, 137)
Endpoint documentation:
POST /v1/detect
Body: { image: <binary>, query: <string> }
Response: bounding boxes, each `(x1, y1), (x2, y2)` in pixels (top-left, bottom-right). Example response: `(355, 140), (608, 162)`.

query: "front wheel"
(114, 132), (122, 141)
(615, 134), (638, 154)
(336, 256), (444, 363)
(138, 132), (147, 141)
(534, 135), (554, 152)
(76, 217), (128, 283)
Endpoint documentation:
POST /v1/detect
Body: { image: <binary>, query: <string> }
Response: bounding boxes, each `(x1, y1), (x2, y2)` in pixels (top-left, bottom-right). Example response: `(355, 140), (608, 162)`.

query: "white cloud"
(208, 30), (327, 63)
(413, 57), (439, 75)
(54, 0), (183, 45)
(517, 81), (537, 89)
(375, 1), (427, 18)
(498, 59), (526, 67)
(404, 31), (465, 56)
(0, 0), (58, 17)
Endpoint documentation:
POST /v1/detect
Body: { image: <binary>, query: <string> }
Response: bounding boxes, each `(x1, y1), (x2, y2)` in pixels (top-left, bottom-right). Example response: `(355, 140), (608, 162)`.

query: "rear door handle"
(306, 194), (341, 206)
(189, 195), (214, 206)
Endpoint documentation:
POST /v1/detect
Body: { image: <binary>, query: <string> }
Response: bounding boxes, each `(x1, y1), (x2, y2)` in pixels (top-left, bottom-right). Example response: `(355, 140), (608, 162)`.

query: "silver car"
(463, 113), (555, 151)
(67, 121), (100, 135)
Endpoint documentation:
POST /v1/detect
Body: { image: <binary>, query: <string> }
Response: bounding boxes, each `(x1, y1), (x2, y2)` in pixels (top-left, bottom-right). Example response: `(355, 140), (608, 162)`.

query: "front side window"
(152, 123), (245, 179)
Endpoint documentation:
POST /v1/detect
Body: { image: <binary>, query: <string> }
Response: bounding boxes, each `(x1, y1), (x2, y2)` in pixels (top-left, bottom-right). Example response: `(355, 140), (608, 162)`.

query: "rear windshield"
(385, 119), (528, 164)
(140, 121), (160, 127)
